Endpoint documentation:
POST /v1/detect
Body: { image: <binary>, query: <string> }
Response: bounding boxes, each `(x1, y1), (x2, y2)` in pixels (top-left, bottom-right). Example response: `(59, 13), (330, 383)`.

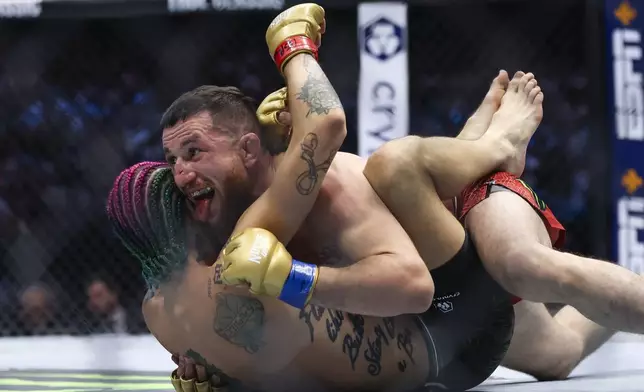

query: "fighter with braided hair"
(108, 9), (543, 392)
(107, 162), (188, 294)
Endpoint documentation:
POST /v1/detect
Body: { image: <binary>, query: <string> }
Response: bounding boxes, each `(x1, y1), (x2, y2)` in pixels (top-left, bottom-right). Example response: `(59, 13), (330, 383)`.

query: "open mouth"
(188, 187), (216, 222)
(190, 187), (215, 201)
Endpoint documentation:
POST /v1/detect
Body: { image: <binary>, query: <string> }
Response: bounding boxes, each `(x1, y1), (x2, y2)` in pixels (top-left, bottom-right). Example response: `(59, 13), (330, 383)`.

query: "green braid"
(107, 162), (189, 291)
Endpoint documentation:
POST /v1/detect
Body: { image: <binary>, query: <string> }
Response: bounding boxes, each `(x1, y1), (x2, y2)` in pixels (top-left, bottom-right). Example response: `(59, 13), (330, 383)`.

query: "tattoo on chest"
(299, 305), (417, 376)
(213, 293), (265, 354)
(296, 132), (336, 196)
(207, 278), (213, 299)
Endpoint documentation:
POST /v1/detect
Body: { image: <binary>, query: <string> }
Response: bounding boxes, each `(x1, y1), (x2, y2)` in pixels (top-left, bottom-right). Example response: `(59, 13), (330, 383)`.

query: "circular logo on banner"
(360, 16), (405, 61)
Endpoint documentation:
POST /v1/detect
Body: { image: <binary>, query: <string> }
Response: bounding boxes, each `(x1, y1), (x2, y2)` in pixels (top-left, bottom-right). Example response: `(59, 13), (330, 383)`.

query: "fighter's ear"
(239, 132), (262, 168)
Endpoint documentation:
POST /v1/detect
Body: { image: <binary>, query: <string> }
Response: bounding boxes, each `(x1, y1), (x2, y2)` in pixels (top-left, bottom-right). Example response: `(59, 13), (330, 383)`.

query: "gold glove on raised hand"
(257, 87), (291, 153)
(265, 3), (325, 73)
(215, 228), (319, 309)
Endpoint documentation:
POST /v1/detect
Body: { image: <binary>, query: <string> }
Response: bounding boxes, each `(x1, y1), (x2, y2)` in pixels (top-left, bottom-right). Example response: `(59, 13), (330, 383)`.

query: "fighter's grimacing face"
(162, 111), (255, 235)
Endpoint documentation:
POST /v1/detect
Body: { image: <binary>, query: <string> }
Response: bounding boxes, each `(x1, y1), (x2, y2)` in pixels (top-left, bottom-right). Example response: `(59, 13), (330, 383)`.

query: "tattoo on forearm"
(213, 293), (265, 354)
(296, 55), (343, 117)
(299, 304), (417, 376)
(296, 132), (336, 195)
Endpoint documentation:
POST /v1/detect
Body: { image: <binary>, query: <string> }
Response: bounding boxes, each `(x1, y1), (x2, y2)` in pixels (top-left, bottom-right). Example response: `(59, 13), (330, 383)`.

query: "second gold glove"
(217, 228), (319, 309)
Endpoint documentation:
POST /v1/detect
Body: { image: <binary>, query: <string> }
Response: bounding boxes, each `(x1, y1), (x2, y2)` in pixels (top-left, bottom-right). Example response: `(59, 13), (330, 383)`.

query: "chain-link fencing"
(0, 0), (608, 337)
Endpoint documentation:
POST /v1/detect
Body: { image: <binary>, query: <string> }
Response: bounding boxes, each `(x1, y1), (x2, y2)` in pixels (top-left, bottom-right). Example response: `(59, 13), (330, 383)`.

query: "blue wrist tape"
(278, 259), (317, 309)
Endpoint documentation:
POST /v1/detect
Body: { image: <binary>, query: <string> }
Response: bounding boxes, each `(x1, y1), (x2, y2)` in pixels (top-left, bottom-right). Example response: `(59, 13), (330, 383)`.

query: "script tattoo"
(213, 293), (265, 354)
(397, 328), (416, 364)
(299, 307), (418, 376)
(342, 314), (365, 370)
(296, 55), (343, 117)
(363, 318), (396, 376)
(296, 132), (335, 195)
(326, 310), (345, 342)
(299, 304), (326, 342)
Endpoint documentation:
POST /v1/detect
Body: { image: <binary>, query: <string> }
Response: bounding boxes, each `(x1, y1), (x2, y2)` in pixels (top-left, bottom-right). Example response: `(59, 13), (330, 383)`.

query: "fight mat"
(0, 333), (643, 392)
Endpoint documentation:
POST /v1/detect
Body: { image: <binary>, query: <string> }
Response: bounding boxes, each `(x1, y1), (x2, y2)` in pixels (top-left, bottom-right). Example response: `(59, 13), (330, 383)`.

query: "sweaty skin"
(144, 71), (539, 391)
(143, 153), (433, 392)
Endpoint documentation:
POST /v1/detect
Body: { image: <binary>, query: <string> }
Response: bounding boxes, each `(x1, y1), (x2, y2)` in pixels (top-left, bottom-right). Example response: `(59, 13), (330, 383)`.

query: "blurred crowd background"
(0, 0), (609, 336)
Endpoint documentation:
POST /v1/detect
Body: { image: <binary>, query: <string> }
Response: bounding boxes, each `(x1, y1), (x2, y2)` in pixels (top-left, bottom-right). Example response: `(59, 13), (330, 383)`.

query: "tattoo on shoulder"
(213, 292), (265, 354)
(296, 55), (343, 117)
(296, 132), (336, 195)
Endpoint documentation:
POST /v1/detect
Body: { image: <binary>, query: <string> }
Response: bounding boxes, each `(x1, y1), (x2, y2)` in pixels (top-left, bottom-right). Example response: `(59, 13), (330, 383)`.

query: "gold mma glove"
(215, 228), (319, 309)
(257, 87), (291, 153)
(170, 370), (229, 392)
(265, 3), (325, 73)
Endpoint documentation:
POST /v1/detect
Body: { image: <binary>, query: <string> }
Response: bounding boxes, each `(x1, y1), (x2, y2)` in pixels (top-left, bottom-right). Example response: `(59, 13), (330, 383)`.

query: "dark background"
(0, 0), (610, 335)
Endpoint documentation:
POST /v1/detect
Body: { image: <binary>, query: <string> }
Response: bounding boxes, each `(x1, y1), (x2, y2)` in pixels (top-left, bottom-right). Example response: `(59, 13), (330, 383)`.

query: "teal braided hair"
(106, 162), (188, 290)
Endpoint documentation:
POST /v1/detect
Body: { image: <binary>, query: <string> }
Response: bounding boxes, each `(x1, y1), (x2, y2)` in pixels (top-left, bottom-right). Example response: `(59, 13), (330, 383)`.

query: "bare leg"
(502, 301), (584, 380)
(462, 190), (613, 379)
(467, 190), (644, 333)
(364, 71), (543, 268)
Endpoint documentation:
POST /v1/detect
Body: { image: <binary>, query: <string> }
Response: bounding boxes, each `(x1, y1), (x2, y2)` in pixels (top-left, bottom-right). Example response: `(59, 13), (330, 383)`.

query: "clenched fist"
(265, 3), (325, 72)
(215, 228), (318, 309)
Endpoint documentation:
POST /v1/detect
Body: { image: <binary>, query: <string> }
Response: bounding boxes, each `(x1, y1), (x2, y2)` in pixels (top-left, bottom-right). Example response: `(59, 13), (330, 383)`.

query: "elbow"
(386, 260), (434, 315)
(321, 111), (347, 147)
(404, 267), (435, 314)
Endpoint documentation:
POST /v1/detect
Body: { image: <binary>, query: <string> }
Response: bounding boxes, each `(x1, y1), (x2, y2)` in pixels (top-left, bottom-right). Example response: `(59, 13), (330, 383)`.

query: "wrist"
(278, 259), (318, 309)
(273, 35), (318, 74)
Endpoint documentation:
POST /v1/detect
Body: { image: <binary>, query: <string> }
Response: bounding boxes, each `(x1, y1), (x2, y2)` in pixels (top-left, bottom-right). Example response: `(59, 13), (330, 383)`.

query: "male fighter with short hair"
(245, 71), (643, 384)
(112, 4), (537, 392)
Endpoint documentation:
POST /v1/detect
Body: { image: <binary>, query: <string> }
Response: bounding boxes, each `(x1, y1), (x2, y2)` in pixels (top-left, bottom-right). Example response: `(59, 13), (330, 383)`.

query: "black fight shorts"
(414, 233), (515, 392)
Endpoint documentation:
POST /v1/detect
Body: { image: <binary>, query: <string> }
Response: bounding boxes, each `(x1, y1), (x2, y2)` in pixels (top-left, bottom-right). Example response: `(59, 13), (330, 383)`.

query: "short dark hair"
(160, 85), (260, 137)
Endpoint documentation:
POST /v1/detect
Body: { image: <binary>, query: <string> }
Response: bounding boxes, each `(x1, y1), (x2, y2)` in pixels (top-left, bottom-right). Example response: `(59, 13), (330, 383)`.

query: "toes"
(529, 86), (542, 102)
(518, 72), (535, 93)
(533, 91), (544, 105)
(508, 71), (525, 92)
(493, 70), (510, 90)
(524, 79), (538, 93)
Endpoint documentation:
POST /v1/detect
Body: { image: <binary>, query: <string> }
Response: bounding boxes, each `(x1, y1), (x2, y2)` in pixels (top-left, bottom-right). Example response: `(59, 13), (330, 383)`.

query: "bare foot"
(481, 71), (544, 176)
(457, 70), (510, 141)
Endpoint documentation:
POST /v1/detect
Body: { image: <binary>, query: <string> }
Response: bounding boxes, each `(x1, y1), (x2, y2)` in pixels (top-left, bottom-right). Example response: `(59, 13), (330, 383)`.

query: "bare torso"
(143, 153), (432, 392)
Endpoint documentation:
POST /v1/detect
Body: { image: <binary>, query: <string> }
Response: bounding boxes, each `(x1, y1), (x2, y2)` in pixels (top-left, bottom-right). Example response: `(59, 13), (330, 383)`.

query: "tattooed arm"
(232, 53), (346, 244)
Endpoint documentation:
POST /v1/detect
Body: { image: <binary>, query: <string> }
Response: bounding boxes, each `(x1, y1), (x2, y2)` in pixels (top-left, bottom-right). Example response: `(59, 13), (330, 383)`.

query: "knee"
(529, 340), (583, 381)
(516, 327), (584, 381)
(531, 363), (575, 381)
(364, 136), (422, 187)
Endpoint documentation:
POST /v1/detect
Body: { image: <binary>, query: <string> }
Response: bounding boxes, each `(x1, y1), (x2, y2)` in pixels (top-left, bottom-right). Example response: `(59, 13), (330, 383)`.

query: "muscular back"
(143, 264), (430, 392)
(143, 152), (432, 391)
